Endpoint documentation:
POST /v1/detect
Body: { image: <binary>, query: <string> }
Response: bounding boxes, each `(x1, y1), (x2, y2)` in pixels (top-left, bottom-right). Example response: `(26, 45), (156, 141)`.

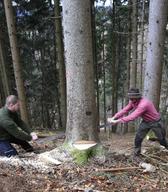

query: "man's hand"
(30, 132), (38, 141)
(107, 118), (120, 124)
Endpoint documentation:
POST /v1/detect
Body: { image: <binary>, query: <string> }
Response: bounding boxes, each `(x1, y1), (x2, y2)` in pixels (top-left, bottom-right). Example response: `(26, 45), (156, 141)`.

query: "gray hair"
(5, 95), (18, 107)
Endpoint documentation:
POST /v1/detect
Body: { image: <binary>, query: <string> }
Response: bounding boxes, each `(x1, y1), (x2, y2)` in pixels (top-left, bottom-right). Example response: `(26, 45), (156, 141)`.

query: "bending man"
(107, 88), (168, 157)
(0, 95), (38, 157)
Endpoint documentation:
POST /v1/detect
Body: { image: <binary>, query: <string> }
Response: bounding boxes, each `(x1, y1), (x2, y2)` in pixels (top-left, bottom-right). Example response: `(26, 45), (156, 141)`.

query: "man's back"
(137, 98), (160, 122)
(114, 97), (160, 123)
(0, 107), (13, 140)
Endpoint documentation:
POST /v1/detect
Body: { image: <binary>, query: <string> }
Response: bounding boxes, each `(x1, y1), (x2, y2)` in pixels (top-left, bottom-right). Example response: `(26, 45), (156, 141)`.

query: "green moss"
(71, 148), (93, 165)
(62, 142), (105, 165)
(92, 144), (105, 156)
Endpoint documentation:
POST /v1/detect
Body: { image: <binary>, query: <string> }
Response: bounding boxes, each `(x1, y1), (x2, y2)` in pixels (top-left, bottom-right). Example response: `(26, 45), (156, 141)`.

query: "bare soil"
(0, 133), (168, 192)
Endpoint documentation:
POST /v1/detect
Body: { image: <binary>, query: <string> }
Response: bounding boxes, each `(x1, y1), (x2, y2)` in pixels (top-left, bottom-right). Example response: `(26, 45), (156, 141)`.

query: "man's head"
(128, 88), (141, 103)
(5, 95), (20, 112)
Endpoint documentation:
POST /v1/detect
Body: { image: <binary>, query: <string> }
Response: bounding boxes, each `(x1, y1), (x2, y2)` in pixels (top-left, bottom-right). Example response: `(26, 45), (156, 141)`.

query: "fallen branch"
(142, 154), (168, 166)
(159, 167), (168, 175)
(95, 166), (141, 172)
(149, 154), (168, 163)
(141, 153), (160, 164)
(140, 175), (158, 184)
(142, 154), (168, 174)
(0, 172), (8, 176)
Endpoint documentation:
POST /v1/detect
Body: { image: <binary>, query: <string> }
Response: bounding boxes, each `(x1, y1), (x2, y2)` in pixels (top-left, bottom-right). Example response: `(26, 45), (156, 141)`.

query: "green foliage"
(2, 0), (60, 129)
(71, 149), (94, 165)
(63, 142), (105, 165)
(95, 2), (129, 107)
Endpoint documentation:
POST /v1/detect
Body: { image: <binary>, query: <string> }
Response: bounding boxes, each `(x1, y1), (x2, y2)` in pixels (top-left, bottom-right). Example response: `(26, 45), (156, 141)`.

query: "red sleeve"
(119, 106), (146, 123)
(114, 102), (133, 119)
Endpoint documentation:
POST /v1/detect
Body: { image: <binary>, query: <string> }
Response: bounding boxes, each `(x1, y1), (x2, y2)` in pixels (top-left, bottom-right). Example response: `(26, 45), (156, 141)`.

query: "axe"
(98, 122), (113, 129)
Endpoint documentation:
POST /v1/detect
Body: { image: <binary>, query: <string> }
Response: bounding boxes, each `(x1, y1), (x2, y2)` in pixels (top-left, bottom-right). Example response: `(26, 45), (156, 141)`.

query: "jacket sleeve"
(119, 106), (146, 123)
(113, 102), (133, 119)
(15, 113), (32, 134)
(1, 118), (32, 141)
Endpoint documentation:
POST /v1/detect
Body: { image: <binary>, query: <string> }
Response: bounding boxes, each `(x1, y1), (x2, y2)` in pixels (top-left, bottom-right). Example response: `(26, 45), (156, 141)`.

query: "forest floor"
(0, 131), (168, 192)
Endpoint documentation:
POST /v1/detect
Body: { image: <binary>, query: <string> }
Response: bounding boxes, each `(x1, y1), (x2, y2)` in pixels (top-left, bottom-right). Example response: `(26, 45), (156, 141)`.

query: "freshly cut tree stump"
(73, 140), (97, 150)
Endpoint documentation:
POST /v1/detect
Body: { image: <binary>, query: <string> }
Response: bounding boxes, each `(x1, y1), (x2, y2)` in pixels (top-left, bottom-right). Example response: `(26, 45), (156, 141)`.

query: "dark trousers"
(134, 119), (168, 155)
(0, 137), (33, 157)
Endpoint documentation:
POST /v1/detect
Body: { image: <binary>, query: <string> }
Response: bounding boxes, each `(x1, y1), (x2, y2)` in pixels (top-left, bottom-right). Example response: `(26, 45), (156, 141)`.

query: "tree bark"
(130, 0), (137, 88)
(139, 0), (145, 90)
(0, 28), (10, 98)
(54, 0), (66, 130)
(91, 1), (100, 132)
(111, 0), (118, 133)
(4, 0), (29, 124)
(62, 0), (99, 143)
(143, 0), (168, 109)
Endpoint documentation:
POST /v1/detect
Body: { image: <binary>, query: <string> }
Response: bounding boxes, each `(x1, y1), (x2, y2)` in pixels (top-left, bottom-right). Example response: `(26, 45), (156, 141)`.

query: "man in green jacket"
(0, 95), (38, 157)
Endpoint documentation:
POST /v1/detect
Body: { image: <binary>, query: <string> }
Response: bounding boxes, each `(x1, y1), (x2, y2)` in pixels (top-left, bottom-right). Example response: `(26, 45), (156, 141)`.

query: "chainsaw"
(35, 123), (113, 145)
(35, 132), (65, 144)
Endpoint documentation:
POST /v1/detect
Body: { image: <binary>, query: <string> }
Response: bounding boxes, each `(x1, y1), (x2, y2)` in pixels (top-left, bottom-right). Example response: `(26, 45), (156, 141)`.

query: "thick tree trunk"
(4, 0), (29, 124)
(62, 0), (99, 144)
(143, 0), (168, 109)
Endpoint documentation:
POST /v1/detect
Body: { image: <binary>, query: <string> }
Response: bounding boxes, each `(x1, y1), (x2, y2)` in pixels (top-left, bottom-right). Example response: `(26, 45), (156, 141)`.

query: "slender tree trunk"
(123, 0), (132, 133)
(139, 0), (145, 91)
(143, 0), (168, 109)
(91, 0), (100, 132)
(102, 27), (107, 132)
(54, 0), (66, 130)
(62, 0), (99, 143)
(111, 0), (117, 133)
(0, 28), (10, 98)
(4, 0), (29, 124)
(130, 0), (137, 88)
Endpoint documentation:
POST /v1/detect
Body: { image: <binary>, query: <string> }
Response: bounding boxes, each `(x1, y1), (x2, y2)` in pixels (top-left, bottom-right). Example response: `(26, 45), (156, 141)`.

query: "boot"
(134, 147), (141, 156)
(132, 147), (143, 163)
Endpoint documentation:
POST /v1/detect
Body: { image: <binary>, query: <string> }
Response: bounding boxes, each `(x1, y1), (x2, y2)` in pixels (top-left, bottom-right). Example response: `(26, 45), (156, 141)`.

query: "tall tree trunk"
(128, 0), (138, 133)
(111, 0), (117, 133)
(130, 0), (137, 88)
(102, 27), (107, 132)
(4, 0), (29, 124)
(62, 0), (99, 143)
(54, 0), (66, 130)
(143, 0), (168, 109)
(0, 28), (10, 98)
(91, 0), (100, 132)
(139, 0), (145, 91)
(123, 0), (132, 134)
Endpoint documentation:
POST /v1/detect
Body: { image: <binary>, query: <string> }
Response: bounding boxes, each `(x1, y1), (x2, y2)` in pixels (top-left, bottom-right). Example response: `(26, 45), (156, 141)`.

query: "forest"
(0, 0), (168, 191)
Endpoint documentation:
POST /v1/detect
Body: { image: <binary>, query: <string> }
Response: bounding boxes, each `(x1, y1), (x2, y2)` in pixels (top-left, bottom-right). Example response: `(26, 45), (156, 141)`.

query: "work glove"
(30, 132), (38, 141)
(107, 118), (120, 124)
